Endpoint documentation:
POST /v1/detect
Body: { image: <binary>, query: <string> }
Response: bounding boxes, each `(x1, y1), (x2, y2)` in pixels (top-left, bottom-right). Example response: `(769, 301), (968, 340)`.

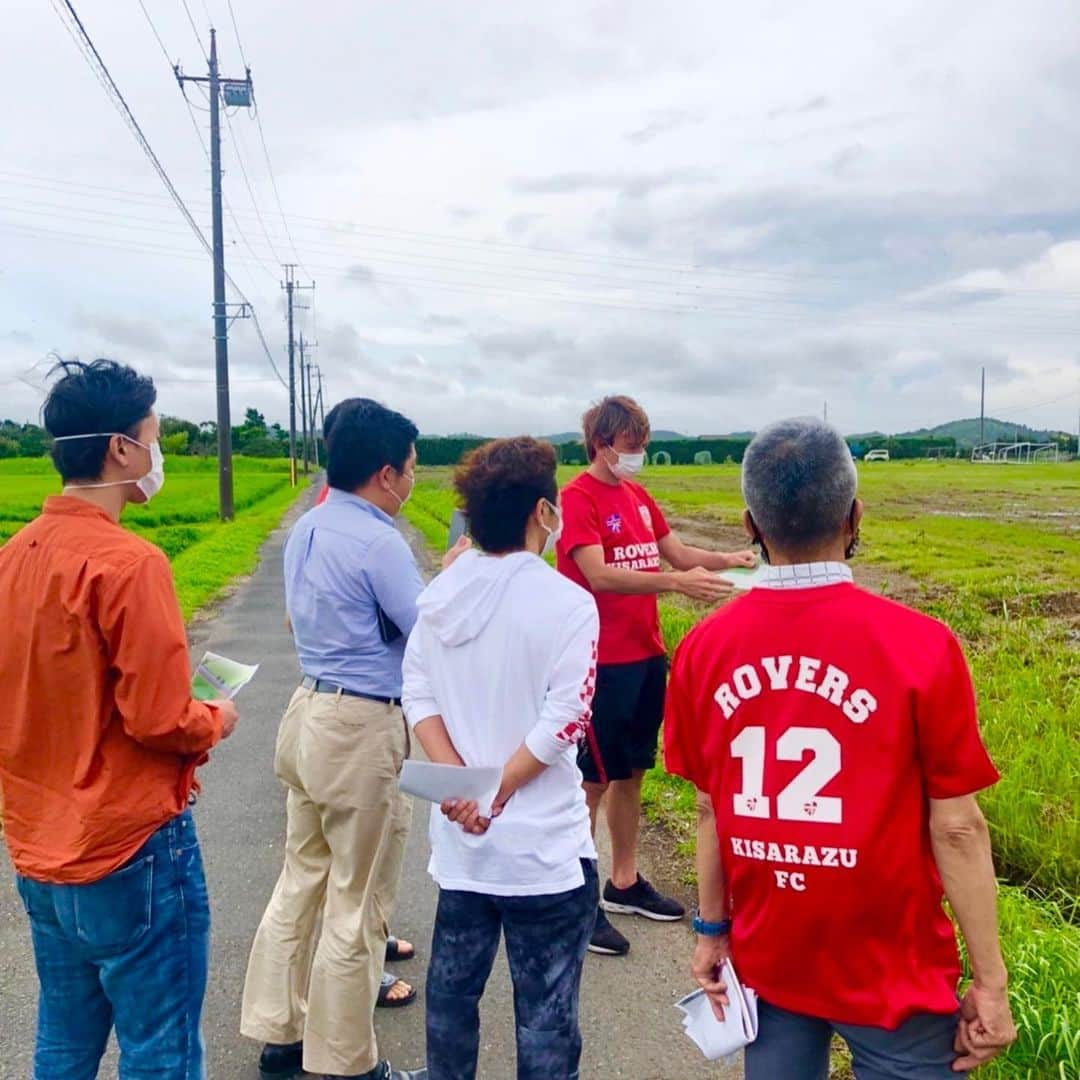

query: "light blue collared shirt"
(284, 489), (424, 698)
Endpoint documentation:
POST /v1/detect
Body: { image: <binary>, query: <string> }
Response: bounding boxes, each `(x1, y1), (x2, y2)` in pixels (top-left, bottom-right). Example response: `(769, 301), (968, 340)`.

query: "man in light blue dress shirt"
(241, 399), (429, 1080)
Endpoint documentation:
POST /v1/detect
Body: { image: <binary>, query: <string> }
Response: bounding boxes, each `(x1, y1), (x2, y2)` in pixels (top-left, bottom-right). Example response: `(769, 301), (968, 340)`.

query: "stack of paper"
(674, 960), (759, 1063)
(191, 651), (260, 701)
(398, 759), (502, 816)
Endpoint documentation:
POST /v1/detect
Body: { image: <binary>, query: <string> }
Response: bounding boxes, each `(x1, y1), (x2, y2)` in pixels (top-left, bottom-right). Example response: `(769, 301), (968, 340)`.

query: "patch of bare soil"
(981, 590), (1080, 620)
(1035, 591), (1080, 618)
(666, 514), (937, 606)
(638, 819), (697, 909)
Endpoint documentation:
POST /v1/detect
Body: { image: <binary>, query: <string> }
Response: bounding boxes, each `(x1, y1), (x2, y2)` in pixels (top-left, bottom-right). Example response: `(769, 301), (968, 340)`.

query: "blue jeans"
(745, 998), (962, 1080)
(426, 859), (598, 1080)
(15, 810), (210, 1080)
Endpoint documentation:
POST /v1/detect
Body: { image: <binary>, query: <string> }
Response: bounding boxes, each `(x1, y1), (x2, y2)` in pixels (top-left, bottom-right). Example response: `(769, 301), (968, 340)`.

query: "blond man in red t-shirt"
(556, 395), (755, 956)
(665, 417), (1016, 1077)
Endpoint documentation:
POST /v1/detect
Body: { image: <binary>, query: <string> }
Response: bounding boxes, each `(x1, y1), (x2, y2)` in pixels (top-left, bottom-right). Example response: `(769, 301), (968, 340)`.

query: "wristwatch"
(692, 913), (731, 936)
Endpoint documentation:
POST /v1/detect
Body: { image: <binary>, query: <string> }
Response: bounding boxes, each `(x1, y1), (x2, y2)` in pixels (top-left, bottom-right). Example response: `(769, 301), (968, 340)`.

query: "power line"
(50, 0), (286, 390)
(7, 164), (1080, 304)
(226, 0), (249, 67)
(136, 0), (173, 64)
(223, 0), (306, 272)
(990, 387), (1080, 417)
(179, 0), (207, 57)
(134, 0), (277, 285)
(10, 213), (1080, 340)
(8, 189), (1080, 332)
(222, 107), (284, 264)
(51, 0), (210, 258)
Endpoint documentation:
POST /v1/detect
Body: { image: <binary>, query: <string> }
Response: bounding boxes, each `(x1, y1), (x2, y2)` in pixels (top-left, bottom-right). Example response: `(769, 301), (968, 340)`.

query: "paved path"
(0, 489), (739, 1079)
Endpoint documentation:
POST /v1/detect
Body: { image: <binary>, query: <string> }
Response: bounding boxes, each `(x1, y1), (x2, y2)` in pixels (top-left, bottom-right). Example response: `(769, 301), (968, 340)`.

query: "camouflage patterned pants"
(425, 860), (598, 1080)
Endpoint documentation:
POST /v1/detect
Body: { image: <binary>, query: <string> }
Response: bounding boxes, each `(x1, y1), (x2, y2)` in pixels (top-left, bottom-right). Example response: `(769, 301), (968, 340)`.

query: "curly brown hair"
(454, 436), (559, 553)
(582, 395), (651, 460)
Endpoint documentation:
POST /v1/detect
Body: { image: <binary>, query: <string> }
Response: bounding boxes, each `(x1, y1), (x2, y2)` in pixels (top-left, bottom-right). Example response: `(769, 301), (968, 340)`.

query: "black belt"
(300, 675), (401, 707)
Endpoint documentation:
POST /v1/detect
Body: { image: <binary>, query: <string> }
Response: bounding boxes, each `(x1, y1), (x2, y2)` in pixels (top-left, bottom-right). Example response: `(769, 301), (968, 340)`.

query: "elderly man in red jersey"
(665, 417), (1016, 1078)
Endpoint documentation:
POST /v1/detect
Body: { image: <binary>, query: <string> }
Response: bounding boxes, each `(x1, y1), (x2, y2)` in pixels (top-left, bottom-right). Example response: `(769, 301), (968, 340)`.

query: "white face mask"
(53, 433), (165, 502)
(540, 499), (562, 556)
(388, 469), (415, 513)
(607, 446), (646, 479)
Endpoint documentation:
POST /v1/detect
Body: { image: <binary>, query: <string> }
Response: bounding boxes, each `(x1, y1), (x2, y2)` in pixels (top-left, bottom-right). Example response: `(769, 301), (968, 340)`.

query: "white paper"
(674, 960), (759, 1063)
(398, 760), (502, 812)
(717, 565), (767, 590)
(191, 651), (259, 701)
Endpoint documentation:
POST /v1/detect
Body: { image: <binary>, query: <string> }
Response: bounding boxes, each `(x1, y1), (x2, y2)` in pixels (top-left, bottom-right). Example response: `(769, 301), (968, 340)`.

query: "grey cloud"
(70, 313), (169, 354)
(423, 313), (466, 329)
(511, 167), (713, 198)
(474, 328), (575, 359)
(506, 212), (545, 237)
(344, 264), (377, 286)
(5, 330), (34, 346)
(320, 322), (375, 366)
(607, 193), (656, 249)
(943, 229), (1055, 271)
(826, 143), (868, 177)
(905, 285), (1010, 310)
(624, 109), (704, 144)
(770, 94), (831, 119)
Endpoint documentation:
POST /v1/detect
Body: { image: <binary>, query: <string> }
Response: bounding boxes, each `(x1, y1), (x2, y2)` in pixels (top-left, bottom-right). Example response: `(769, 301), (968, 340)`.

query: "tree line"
(0, 409), (294, 460)
(2, 414), (1074, 464)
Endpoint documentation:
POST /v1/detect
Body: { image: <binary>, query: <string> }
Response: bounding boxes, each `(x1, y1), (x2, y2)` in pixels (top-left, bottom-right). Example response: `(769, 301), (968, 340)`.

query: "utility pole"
(298, 333), (309, 474)
(307, 361), (319, 467)
(980, 366), (986, 447)
(315, 365), (326, 469)
(281, 267), (313, 486)
(283, 265), (297, 485)
(176, 30), (252, 520)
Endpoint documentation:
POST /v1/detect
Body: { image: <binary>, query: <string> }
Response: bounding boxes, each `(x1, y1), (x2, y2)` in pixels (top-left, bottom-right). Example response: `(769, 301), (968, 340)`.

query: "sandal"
(385, 935), (416, 963)
(377, 970), (417, 1009)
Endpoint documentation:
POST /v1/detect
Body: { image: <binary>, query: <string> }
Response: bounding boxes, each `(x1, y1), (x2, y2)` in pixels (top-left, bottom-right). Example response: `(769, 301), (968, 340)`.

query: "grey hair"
(741, 418), (857, 550)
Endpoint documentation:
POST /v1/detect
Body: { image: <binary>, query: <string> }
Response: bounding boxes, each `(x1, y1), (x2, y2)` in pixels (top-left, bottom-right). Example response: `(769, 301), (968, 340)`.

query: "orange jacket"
(0, 496), (223, 883)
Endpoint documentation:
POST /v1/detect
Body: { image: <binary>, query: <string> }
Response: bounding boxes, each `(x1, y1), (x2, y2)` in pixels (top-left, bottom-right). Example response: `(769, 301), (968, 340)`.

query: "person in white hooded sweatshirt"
(401, 436), (600, 1080)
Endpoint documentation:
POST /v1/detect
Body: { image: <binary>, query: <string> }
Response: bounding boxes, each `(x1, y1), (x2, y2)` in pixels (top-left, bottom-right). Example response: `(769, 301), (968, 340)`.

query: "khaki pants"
(241, 686), (413, 1076)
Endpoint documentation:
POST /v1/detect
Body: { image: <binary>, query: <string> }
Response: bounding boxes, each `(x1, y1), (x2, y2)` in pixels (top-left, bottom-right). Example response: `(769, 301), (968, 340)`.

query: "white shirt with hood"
(402, 547), (600, 896)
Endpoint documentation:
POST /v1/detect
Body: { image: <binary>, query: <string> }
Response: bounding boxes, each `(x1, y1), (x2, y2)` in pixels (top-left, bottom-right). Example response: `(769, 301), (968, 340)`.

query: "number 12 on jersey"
(730, 726), (842, 824)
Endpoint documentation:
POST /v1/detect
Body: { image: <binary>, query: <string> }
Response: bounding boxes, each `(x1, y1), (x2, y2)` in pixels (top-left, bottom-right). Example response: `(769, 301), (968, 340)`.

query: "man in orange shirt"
(0, 359), (239, 1079)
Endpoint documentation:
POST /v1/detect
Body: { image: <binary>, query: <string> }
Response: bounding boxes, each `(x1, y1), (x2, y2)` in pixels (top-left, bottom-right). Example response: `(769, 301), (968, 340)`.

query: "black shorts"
(579, 655), (667, 784)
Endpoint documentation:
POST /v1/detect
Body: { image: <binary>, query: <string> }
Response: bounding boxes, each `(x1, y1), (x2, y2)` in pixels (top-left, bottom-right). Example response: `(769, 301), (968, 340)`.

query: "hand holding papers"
(398, 760), (502, 817)
(675, 960), (758, 1063)
(191, 651), (259, 701)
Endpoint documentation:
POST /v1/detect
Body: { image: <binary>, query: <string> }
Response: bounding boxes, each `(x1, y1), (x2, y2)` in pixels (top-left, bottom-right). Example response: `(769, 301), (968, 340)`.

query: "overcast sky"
(3, 0), (1079, 437)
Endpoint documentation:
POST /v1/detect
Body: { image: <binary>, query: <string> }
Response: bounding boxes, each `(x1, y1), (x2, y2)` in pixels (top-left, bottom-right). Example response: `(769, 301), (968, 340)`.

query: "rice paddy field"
(0, 456), (307, 618)
(405, 459), (1079, 1080)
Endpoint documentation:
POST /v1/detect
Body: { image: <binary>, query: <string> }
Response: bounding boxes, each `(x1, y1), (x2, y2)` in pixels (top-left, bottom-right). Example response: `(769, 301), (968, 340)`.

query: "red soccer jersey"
(557, 472), (672, 665)
(664, 582), (999, 1030)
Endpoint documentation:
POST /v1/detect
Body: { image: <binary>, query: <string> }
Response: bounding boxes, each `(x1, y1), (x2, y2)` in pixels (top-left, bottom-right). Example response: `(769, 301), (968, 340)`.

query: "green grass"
(0, 456), (307, 618)
(408, 460), (1080, 1079)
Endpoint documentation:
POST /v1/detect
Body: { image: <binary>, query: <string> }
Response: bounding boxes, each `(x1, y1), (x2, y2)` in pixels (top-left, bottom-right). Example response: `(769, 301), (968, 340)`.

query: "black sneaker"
(323, 1063), (427, 1080)
(602, 874), (685, 921)
(588, 906), (630, 956)
(259, 1041), (303, 1079)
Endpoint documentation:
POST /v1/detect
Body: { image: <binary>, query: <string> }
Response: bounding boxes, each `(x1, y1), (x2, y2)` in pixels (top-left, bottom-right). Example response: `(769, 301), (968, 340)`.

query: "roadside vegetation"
(406, 460), (1079, 1079)
(0, 456), (308, 617)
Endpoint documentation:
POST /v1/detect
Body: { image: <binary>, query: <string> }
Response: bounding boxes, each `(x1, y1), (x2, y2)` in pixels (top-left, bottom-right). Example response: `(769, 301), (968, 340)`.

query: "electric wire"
(52, 0), (287, 388)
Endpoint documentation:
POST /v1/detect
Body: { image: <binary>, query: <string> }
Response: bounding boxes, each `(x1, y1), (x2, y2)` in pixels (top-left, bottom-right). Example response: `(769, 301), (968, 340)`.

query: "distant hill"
(436, 419), (1068, 451)
(541, 429), (685, 444)
(897, 418), (1070, 449)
